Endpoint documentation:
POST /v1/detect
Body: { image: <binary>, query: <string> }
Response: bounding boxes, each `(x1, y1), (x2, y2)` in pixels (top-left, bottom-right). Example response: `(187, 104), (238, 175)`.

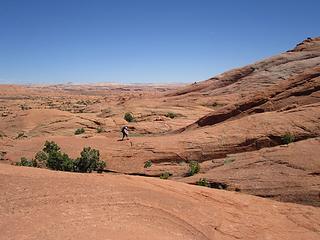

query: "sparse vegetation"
(16, 132), (26, 139)
(224, 157), (235, 165)
(165, 112), (177, 119)
(196, 178), (210, 187)
(282, 132), (295, 144)
(96, 126), (105, 133)
(160, 172), (171, 179)
(16, 141), (106, 173)
(98, 108), (114, 118)
(0, 151), (6, 160)
(206, 102), (225, 109)
(144, 160), (152, 168)
(188, 161), (200, 176)
(124, 112), (135, 122)
(20, 104), (31, 110)
(75, 128), (85, 135)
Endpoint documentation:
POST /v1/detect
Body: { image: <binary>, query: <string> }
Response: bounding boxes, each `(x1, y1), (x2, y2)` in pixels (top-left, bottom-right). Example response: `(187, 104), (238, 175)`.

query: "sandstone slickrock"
(1, 37), (319, 211)
(1, 164), (320, 240)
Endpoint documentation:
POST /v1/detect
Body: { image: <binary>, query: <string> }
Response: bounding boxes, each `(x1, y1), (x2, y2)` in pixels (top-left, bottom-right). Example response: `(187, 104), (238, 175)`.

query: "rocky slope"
(1, 37), (319, 209)
(168, 37), (320, 99)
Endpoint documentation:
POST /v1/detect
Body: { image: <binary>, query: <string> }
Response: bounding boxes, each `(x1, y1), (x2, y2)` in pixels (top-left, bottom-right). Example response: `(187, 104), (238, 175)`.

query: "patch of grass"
(188, 161), (200, 176)
(124, 112), (135, 122)
(75, 128), (85, 135)
(196, 178), (210, 187)
(160, 172), (171, 179)
(224, 157), (235, 165)
(144, 160), (152, 168)
(165, 112), (177, 119)
(281, 132), (295, 144)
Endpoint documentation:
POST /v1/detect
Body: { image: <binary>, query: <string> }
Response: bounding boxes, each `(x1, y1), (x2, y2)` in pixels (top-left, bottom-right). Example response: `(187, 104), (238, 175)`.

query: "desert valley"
(1, 37), (320, 239)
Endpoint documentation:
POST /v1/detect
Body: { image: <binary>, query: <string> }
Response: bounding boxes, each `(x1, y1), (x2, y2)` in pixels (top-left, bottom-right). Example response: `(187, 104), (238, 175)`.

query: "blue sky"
(0, 0), (319, 84)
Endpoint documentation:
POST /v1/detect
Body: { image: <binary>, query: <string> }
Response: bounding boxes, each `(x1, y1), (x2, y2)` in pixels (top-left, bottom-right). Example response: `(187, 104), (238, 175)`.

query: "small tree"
(43, 141), (60, 154)
(15, 141), (106, 173)
(74, 147), (104, 173)
(124, 112), (134, 122)
(47, 151), (73, 171)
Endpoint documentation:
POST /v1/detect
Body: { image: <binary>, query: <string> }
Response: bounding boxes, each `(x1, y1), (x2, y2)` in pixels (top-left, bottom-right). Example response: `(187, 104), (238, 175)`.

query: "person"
(121, 126), (129, 140)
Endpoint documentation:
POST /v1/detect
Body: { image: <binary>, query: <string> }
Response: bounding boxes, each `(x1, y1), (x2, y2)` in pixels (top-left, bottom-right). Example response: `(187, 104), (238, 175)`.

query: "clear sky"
(0, 0), (319, 84)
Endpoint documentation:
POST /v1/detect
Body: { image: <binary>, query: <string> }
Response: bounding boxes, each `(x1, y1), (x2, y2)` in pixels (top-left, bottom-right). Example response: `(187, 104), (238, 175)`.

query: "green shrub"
(43, 141), (60, 154)
(144, 160), (152, 168)
(47, 151), (73, 171)
(75, 128), (85, 135)
(196, 178), (210, 187)
(188, 161), (200, 176)
(160, 172), (171, 179)
(282, 132), (295, 144)
(165, 112), (177, 119)
(34, 150), (48, 168)
(74, 147), (104, 173)
(96, 126), (105, 133)
(61, 156), (76, 172)
(124, 112), (135, 122)
(15, 141), (106, 173)
(16, 157), (35, 167)
(96, 160), (106, 173)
